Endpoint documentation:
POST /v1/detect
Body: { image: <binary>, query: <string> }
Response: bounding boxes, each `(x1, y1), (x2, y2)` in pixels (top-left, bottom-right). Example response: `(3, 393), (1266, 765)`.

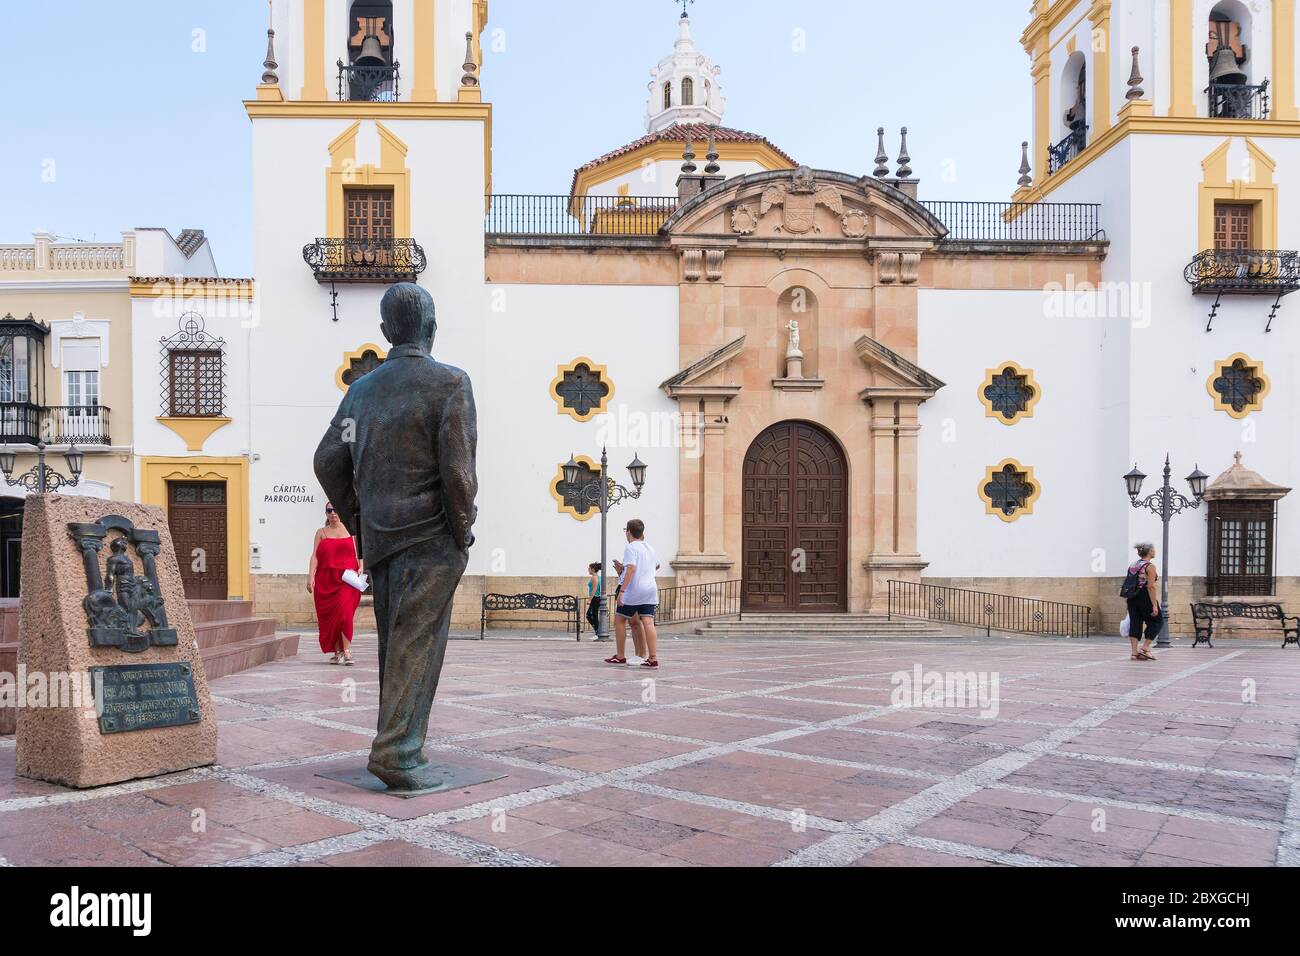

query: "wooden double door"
(168, 481), (228, 600)
(742, 421), (848, 612)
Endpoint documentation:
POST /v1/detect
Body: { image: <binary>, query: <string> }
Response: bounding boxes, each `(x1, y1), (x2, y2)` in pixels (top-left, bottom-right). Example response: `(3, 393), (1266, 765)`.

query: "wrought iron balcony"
(337, 61), (400, 102)
(1208, 80), (1270, 119)
(303, 238), (428, 284)
(0, 404), (111, 446)
(1047, 126), (1087, 174)
(1185, 249), (1300, 331)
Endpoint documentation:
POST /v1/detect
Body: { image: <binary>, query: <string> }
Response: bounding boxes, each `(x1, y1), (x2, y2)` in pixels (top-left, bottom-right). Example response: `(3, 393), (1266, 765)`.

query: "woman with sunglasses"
(308, 502), (363, 665)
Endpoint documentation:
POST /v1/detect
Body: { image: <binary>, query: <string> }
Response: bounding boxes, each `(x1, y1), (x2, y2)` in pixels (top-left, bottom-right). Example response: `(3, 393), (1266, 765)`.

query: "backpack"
(1119, 561), (1150, 599)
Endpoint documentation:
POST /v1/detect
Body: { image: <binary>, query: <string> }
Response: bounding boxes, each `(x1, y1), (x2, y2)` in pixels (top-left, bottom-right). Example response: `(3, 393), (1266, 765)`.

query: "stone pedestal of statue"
(14, 495), (217, 789)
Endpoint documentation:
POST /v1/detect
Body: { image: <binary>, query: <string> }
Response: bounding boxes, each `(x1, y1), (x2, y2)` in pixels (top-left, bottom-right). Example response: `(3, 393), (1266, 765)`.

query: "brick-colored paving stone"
(2, 634), (1298, 866)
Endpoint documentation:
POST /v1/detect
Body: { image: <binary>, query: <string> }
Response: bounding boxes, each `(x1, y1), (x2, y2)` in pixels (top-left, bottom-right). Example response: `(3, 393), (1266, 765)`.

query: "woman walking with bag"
(309, 502), (363, 665)
(1122, 542), (1162, 661)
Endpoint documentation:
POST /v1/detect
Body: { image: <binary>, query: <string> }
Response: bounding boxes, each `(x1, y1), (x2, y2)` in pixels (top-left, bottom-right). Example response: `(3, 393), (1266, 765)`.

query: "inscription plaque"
(90, 663), (201, 735)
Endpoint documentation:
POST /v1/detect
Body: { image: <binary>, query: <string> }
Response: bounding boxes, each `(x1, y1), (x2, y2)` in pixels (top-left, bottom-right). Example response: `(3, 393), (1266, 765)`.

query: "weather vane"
(677, 0), (694, 18)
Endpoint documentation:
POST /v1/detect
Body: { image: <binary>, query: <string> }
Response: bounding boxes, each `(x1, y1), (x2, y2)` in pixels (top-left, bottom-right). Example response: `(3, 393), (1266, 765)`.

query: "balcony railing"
(0, 235), (134, 274)
(920, 200), (1104, 243)
(1185, 249), (1300, 294)
(338, 61), (400, 102)
(303, 238), (428, 284)
(1208, 80), (1269, 119)
(887, 580), (1093, 638)
(0, 404), (111, 446)
(1047, 126), (1088, 174)
(485, 195), (1105, 244)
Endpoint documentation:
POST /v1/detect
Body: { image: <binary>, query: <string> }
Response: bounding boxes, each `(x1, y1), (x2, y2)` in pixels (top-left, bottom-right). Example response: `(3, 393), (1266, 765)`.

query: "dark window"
(556, 459), (602, 518)
(1211, 357), (1265, 414)
(1214, 202), (1253, 251)
(663, 82), (672, 110)
(984, 464), (1036, 518)
(983, 366), (1036, 421)
(682, 77), (694, 106)
(342, 348), (386, 388)
(168, 350), (224, 417)
(554, 362), (610, 418)
(1207, 500), (1276, 596)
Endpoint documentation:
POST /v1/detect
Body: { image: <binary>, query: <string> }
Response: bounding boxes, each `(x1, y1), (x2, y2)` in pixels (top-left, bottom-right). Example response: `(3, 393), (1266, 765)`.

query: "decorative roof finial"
(704, 126), (720, 174)
(261, 0), (279, 85)
(895, 127), (912, 179)
(873, 127), (890, 178)
(1017, 141), (1032, 188)
(1126, 46), (1145, 100)
(681, 135), (697, 174)
(677, 0), (694, 18)
(461, 32), (479, 87)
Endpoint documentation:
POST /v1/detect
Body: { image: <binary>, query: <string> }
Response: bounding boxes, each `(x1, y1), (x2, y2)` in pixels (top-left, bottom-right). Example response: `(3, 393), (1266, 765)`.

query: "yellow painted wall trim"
(1170, 0), (1194, 118)
(550, 455), (602, 522)
(550, 357), (615, 423)
(1030, 34), (1052, 193)
(129, 278), (256, 300)
(1088, 0), (1112, 135)
(156, 417), (233, 452)
(326, 121), (412, 239)
(978, 361), (1041, 426)
(1198, 138), (1278, 251)
(1013, 113), (1300, 204)
(1206, 354), (1271, 419)
(473, 0), (489, 65)
(139, 456), (250, 601)
(1274, 0), (1299, 121)
(413, 0), (438, 102)
(302, 0), (327, 101)
(335, 343), (388, 392)
(979, 459), (1041, 523)
(256, 84), (284, 102)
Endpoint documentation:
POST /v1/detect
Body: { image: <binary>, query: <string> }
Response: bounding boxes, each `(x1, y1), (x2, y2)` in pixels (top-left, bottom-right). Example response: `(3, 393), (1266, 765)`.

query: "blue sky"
(0, 1), (1031, 276)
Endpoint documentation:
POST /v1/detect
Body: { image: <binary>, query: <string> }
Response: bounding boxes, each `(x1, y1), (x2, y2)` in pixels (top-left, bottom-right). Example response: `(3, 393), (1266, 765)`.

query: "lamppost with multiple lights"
(1124, 455), (1209, 648)
(563, 448), (647, 642)
(0, 441), (83, 494)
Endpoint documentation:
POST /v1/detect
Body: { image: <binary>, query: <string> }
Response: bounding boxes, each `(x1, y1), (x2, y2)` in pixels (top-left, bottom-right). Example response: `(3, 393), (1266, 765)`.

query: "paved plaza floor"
(1, 634), (1298, 867)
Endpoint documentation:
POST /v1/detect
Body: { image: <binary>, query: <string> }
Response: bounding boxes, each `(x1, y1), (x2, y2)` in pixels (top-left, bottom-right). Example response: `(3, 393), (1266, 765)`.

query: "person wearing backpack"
(1121, 542), (1162, 661)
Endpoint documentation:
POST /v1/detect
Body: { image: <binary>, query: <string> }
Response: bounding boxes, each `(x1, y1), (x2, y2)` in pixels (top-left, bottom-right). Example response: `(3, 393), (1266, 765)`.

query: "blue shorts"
(616, 603), (657, 619)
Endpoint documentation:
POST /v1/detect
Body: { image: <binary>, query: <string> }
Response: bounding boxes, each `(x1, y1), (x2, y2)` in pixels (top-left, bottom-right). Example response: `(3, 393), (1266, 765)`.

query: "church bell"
(1207, 44), (1247, 86)
(354, 34), (387, 67)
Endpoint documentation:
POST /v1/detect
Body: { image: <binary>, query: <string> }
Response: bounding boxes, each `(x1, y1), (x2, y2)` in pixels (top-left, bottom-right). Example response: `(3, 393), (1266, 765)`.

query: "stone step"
(199, 632), (300, 681)
(695, 621), (947, 636)
(188, 599), (256, 625)
(194, 616), (277, 650)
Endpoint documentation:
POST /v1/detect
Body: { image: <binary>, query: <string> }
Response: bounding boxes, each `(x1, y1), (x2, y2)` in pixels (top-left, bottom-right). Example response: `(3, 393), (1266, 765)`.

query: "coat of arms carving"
(68, 515), (178, 654)
(759, 166), (844, 235)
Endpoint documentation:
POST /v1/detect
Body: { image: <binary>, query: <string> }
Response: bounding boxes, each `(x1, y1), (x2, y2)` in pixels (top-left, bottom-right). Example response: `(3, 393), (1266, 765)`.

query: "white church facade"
(58, 0), (1298, 636)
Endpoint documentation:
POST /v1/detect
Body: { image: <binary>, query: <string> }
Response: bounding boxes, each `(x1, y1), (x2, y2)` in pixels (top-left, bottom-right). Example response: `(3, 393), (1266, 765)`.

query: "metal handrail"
(1208, 79), (1269, 119)
(656, 579), (742, 625)
(338, 61), (400, 102)
(1047, 126), (1088, 174)
(887, 580), (1092, 638)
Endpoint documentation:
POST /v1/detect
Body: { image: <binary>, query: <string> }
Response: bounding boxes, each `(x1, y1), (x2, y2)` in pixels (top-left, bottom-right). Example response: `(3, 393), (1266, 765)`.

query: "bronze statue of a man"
(314, 283), (478, 792)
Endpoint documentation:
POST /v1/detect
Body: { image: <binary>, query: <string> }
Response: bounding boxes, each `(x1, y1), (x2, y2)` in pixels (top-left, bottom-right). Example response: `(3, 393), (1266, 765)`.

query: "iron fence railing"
(46, 405), (111, 445)
(1208, 80), (1269, 119)
(0, 402), (42, 445)
(1048, 126), (1088, 174)
(338, 61), (400, 102)
(1184, 249), (1300, 294)
(887, 580), (1092, 638)
(921, 200), (1104, 242)
(303, 238), (428, 283)
(486, 194), (679, 237)
(486, 194), (1104, 244)
(656, 579), (742, 625)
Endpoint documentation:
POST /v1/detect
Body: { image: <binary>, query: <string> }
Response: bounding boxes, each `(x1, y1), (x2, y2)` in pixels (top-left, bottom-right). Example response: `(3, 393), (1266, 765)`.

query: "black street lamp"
(0, 441), (83, 494)
(1125, 454), (1207, 648)
(565, 447), (647, 642)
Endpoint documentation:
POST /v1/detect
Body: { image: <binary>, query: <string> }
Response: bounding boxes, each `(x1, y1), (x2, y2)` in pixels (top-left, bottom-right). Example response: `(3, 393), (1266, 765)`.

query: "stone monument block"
(15, 495), (217, 788)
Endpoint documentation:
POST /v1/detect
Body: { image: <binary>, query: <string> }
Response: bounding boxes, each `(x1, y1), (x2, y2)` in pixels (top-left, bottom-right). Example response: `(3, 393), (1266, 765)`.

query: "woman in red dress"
(308, 503), (363, 665)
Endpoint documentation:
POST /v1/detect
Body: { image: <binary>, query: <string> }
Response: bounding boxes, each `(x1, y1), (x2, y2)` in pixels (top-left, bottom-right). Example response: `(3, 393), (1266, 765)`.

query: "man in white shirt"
(606, 518), (661, 668)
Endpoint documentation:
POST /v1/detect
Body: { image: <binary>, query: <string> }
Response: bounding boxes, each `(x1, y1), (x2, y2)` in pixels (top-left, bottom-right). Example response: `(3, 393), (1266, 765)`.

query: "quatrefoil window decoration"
(551, 357), (614, 422)
(1207, 354), (1269, 420)
(978, 361), (1040, 425)
(551, 456), (604, 522)
(979, 459), (1040, 523)
(335, 344), (388, 392)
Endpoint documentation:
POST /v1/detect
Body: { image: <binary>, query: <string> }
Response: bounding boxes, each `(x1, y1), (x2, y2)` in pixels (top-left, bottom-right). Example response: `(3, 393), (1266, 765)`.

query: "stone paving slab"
(2, 634), (1298, 867)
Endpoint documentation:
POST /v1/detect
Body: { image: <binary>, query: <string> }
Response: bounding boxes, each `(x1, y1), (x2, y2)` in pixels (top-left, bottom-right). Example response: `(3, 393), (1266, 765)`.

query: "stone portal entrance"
(742, 421), (847, 613)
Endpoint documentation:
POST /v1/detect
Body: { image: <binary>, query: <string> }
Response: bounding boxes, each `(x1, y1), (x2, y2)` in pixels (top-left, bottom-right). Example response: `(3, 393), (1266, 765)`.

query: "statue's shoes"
(367, 760), (444, 794)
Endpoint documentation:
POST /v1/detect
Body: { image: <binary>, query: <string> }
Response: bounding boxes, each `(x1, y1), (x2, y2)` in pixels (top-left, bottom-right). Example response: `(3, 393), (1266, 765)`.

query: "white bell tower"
(644, 13), (725, 133)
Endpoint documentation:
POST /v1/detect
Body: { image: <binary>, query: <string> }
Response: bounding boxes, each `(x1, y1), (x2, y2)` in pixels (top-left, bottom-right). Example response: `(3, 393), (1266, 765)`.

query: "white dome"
(644, 16), (725, 133)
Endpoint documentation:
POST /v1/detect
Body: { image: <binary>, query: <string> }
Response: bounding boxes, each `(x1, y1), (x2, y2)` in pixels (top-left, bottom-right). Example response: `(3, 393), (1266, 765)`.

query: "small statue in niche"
(784, 319), (805, 379)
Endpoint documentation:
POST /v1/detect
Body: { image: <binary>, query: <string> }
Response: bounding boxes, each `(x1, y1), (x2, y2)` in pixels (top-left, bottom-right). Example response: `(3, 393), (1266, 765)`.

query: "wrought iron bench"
(480, 592), (581, 642)
(1189, 602), (1299, 649)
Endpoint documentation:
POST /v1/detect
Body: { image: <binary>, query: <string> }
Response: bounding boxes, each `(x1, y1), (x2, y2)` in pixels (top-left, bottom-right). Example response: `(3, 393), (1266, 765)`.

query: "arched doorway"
(742, 421), (848, 613)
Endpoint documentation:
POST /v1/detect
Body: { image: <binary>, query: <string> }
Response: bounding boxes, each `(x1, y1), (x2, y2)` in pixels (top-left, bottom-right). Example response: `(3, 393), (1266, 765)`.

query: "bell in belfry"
(355, 34), (386, 67)
(1208, 45), (1247, 85)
